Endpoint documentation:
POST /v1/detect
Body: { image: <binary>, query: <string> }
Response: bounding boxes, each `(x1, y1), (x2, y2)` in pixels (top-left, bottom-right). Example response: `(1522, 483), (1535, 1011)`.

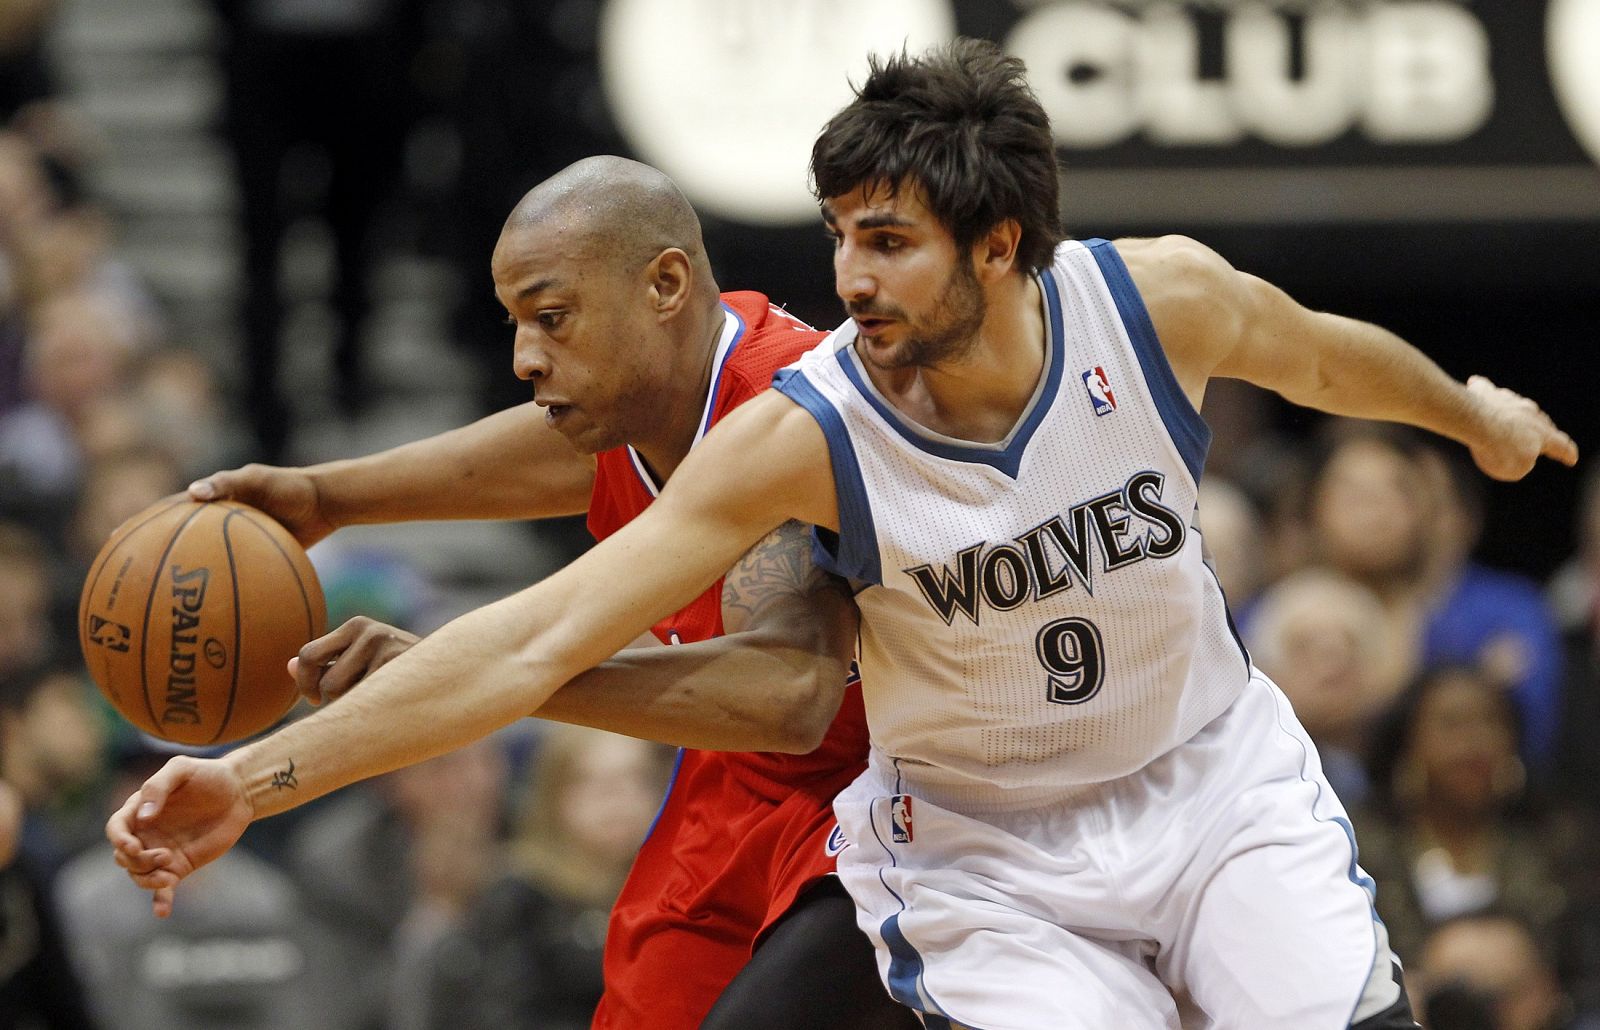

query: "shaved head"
(502, 156), (710, 275)
(490, 157), (727, 460)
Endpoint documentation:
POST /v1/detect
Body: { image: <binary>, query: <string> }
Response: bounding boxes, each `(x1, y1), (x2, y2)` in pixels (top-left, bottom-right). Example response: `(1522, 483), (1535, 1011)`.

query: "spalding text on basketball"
(164, 564), (210, 726)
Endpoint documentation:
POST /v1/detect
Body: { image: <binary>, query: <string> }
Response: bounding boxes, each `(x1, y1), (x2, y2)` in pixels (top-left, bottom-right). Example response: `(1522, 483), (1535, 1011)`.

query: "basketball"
(77, 496), (327, 746)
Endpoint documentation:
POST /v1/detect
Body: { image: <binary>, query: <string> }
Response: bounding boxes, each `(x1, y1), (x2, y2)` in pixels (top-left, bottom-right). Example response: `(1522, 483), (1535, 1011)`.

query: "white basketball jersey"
(773, 239), (1250, 811)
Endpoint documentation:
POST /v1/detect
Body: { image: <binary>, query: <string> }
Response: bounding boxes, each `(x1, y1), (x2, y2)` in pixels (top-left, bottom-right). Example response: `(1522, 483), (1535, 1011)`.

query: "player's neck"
(630, 298), (726, 483)
(874, 275), (1046, 444)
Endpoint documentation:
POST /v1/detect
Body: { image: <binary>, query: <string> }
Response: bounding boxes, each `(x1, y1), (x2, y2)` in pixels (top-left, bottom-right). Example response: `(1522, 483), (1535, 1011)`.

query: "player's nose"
(833, 249), (875, 305)
(512, 331), (550, 382)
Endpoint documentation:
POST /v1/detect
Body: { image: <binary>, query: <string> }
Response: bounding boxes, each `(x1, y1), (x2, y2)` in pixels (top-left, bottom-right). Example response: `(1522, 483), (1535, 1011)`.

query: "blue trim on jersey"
(1084, 239), (1210, 483)
(830, 272), (1066, 480)
(772, 368), (883, 584)
(1267, 682), (1385, 1028)
(642, 747), (686, 842)
(867, 793), (956, 1024)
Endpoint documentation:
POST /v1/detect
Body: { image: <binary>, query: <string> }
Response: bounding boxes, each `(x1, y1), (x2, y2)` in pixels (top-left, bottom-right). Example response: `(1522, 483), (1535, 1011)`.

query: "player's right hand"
(289, 616), (419, 706)
(107, 756), (253, 919)
(188, 464), (335, 548)
(1464, 375), (1579, 481)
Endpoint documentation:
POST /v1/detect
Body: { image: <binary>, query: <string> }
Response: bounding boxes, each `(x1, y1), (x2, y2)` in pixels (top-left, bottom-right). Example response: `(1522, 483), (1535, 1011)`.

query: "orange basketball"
(77, 496), (326, 746)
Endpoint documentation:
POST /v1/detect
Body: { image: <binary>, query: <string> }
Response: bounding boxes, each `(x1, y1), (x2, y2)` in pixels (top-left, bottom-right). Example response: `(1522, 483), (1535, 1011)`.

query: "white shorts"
(832, 673), (1408, 1030)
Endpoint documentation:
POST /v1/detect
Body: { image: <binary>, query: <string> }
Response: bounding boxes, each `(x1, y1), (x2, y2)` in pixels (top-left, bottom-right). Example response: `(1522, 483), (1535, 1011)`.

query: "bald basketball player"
(168, 158), (912, 1029)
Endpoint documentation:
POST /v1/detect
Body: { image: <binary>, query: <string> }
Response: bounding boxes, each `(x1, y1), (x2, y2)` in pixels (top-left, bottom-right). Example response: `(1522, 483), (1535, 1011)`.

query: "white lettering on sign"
(1007, 1), (1494, 149)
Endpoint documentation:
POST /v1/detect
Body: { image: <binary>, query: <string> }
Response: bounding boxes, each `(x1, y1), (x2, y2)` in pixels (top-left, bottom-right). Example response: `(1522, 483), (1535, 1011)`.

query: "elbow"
(768, 658), (848, 754)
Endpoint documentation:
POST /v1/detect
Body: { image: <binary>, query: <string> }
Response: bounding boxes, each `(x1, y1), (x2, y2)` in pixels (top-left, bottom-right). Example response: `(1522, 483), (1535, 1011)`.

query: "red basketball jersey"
(586, 291), (870, 795)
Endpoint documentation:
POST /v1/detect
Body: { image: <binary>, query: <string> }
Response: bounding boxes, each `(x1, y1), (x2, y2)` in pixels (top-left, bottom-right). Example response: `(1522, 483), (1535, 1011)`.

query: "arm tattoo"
(270, 760), (299, 791)
(721, 521), (842, 631)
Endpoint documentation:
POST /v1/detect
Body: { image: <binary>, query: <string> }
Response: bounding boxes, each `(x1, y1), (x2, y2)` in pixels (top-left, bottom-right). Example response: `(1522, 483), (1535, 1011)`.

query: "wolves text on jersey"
(903, 470), (1186, 627)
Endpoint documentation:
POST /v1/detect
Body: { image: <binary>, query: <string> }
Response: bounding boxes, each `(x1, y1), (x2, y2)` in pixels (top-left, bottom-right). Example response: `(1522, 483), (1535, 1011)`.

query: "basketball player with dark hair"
(114, 40), (1576, 1028)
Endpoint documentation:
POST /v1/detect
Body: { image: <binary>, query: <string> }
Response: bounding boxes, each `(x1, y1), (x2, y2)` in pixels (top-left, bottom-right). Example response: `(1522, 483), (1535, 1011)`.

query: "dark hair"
(1365, 662), (1526, 817)
(810, 38), (1064, 276)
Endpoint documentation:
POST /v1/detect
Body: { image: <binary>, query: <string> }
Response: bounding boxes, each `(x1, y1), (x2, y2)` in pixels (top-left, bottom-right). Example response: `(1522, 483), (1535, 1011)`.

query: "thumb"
(136, 757), (195, 821)
(188, 476), (222, 501)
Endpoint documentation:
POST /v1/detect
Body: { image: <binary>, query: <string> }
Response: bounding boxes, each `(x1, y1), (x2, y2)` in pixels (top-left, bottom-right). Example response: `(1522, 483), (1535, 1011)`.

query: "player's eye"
(822, 229), (842, 248)
(537, 311), (567, 331)
(503, 313), (517, 326)
(874, 235), (905, 252)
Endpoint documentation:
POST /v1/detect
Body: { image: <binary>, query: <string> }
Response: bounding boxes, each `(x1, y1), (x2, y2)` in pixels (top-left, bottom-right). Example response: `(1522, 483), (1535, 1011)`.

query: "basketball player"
(173, 157), (913, 1030)
(111, 41), (1578, 1028)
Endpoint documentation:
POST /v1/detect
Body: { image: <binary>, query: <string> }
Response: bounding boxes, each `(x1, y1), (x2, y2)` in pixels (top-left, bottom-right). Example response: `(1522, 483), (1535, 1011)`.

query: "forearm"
(308, 403), (593, 527)
(1275, 311), (1488, 446)
(227, 592), (570, 818)
(227, 497), (756, 818)
(536, 634), (849, 752)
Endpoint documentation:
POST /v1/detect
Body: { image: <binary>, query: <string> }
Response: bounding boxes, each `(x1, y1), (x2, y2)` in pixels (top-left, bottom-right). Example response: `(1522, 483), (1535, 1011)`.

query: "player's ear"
(646, 248), (694, 321)
(974, 218), (1022, 282)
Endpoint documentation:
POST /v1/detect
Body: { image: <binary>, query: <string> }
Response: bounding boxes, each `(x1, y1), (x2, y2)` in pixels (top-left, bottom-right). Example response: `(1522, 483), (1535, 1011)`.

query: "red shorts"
(590, 746), (865, 1029)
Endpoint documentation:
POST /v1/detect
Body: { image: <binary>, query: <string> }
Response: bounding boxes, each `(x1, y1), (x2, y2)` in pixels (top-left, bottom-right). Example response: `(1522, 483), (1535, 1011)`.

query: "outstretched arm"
(290, 521), (858, 753)
(189, 402), (597, 547)
(1121, 235), (1579, 480)
(109, 390), (839, 914)
(538, 521), (857, 753)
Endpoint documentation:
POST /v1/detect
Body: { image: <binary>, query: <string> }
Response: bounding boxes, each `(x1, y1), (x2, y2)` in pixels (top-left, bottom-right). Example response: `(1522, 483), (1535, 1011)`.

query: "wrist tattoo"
(270, 759), (299, 791)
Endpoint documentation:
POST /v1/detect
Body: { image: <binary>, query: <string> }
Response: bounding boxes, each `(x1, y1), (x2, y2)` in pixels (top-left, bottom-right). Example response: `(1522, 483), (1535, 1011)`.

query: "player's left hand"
(1464, 375), (1579, 481)
(106, 756), (253, 918)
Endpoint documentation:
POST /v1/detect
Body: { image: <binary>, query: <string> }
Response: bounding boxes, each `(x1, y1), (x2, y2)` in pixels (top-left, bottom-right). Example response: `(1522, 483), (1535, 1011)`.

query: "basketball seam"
(210, 510), (246, 745)
(217, 503), (319, 641)
(138, 504), (210, 736)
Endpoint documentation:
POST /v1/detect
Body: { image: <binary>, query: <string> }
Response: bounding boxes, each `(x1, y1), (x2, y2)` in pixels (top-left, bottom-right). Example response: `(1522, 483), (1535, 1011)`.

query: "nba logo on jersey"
(889, 795), (914, 843)
(1082, 367), (1117, 416)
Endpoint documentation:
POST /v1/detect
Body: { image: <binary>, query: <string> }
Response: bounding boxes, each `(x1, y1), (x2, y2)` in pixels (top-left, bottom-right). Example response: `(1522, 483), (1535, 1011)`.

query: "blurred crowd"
(1, 3), (1599, 1030)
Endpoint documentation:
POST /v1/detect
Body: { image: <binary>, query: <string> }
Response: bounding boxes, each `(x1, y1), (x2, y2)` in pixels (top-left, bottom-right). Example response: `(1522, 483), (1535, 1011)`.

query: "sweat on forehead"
(503, 156), (706, 268)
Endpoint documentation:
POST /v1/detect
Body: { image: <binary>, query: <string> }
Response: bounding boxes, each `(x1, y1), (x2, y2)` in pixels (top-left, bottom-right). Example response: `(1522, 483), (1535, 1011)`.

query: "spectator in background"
(1195, 475), (1267, 611)
(1356, 664), (1573, 964)
(55, 740), (335, 1030)
(0, 130), (56, 416)
(1417, 444), (1565, 776)
(1414, 913), (1598, 1030)
(122, 349), (246, 482)
(1305, 424), (1434, 615)
(210, 0), (425, 458)
(0, 774), (97, 1030)
(279, 737), (507, 1030)
(0, 288), (147, 539)
(405, 726), (674, 1030)
(1198, 377), (1312, 588)
(1246, 568), (1411, 806)
(1301, 424), (1563, 771)
(0, 521), (51, 678)
(55, 444), (185, 643)
(0, 658), (110, 866)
